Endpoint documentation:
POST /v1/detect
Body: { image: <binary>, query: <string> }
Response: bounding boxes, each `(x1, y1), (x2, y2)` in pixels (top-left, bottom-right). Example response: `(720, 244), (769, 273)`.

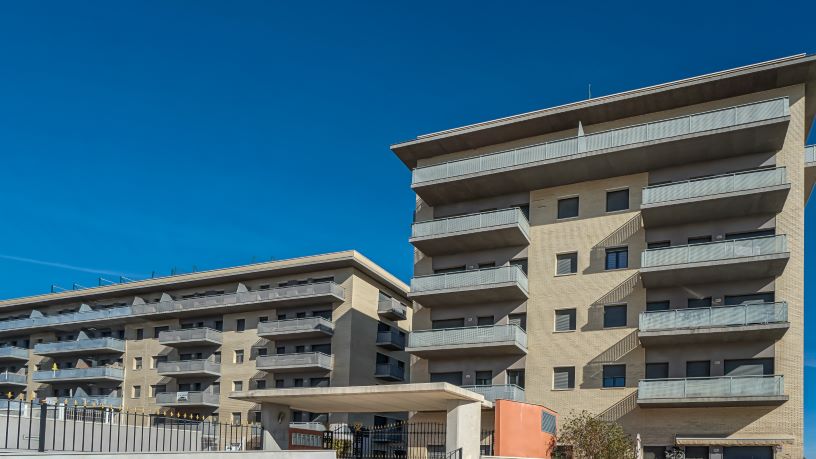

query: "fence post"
(38, 402), (48, 452)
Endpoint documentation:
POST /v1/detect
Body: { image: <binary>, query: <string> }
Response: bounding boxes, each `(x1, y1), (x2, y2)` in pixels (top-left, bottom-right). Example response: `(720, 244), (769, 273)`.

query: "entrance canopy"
(230, 382), (489, 413)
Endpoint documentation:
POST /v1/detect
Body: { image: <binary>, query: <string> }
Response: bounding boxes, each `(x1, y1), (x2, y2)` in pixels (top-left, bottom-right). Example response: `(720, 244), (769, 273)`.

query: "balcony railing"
(374, 363), (405, 381)
(158, 327), (223, 346)
(156, 359), (221, 376)
(642, 167), (787, 205)
(256, 352), (333, 371)
(641, 235), (787, 268)
(413, 98), (789, 185)
(257, 317), (334, 337)
(640, 302), (788, 332)
(289, 422), (327, 432)
(0, 346), (29, 360)
(155, 391), (220, 406)
(411, 265), (529, 294)
(638, 375), (784, 400)
(0, 306), (133, 333)
(462, 384), (525, 403)
(411, 208), (530, 239)
(34, 337), (125, 356)
(376, 329), (406, 349)
(47, 395), (123, 407)
(806, 145), (815, 163)
(0, 372), (27, 385)
(377, 295), (407, 320)
(408, 325), (527, 349)
(33, 367), (125, 382)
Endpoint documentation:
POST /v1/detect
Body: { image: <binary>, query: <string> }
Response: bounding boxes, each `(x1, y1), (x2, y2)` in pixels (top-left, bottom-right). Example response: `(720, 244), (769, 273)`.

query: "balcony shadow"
(583, 213), (643, 275)
(579, 330), (640, 390)
(581, 272), (640, 332)
(597, 390), (638, 423)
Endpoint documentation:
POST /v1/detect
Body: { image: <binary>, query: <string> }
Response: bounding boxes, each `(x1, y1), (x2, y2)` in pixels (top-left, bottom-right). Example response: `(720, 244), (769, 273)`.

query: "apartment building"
(0, 251), (411, 426)
(393, 55), (816, 459)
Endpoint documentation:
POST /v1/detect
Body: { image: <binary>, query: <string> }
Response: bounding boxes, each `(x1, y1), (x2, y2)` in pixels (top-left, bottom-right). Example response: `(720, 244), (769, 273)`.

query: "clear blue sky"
(0, 0), (813, 452)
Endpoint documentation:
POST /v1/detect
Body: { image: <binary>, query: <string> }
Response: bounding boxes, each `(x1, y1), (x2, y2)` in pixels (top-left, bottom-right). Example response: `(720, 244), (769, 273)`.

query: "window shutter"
(554, 310), (576, 331)
(553, 367), (574, 389)
(556, 253), (577, 275)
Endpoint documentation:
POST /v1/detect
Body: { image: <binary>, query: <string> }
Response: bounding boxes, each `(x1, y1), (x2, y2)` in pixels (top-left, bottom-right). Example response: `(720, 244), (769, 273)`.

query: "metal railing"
(156, 359), (221, 375)
(0, 307), (133, 333)
(642, 167), (787, 205)
(640, 302), (788, 332)
(46, 396), (123, 408)
(289, 422), (326, 432)
(257, 317), (334, 336)
(256, 352), (333, 370)
(461, 384), (525, 402)
(806, 145), (815, 163)
(377, 295), (407, 318)
(376, 329), (406, 348)
(408, 324), (527, 349)
(158, 328), (223, 345)
(155, 392), (220, 406)
(34, 338), (125, 355)
(33, 367), (125, 382)
(641, 235), (787, 268)
(411, 208), (530, 239)
(0, 372), (27, 385)
(413, 97), (790, 184)
(411, 265), (529, 294)
(0, 346), (29, 360)
(638, 375), (784, 400)
(374, 363), (405, 380)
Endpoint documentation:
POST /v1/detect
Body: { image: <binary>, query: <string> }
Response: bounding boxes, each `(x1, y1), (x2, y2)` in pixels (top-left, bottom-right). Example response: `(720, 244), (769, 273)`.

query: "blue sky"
(0, 0), (813, 452)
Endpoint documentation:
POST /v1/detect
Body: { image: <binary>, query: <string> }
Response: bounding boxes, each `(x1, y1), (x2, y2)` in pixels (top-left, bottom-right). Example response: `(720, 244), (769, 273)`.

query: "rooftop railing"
(806, 145), (815, 163)
(34, 337), (125, 355)
(411, 208), (530, 239)
(33, 367), (124, 382)
(0, 307), (133, 333)
(155, 391), (220, 406)
(640, 302), (788, 332)
(638, 375), (784, 400)
(642, 167), (787, 205)
(257, 317), (334, 336)
(641, 235), (787, 268)
(462, 384), (525, 402)
(408, 324), (527, 349)
(411, 265), (529, 294)
(413, 97), (789, 185)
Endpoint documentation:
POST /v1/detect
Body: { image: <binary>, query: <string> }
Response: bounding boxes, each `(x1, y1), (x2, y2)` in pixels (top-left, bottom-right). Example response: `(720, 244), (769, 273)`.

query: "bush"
(556, 410), (635, 459)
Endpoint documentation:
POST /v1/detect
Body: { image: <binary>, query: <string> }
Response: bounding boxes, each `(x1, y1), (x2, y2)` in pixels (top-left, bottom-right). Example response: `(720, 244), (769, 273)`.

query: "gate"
(322, 422), (446, 459)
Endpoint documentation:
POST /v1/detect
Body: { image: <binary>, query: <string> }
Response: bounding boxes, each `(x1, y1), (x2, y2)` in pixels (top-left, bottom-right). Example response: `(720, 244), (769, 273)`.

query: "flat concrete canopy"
(230, 383), (489, 413)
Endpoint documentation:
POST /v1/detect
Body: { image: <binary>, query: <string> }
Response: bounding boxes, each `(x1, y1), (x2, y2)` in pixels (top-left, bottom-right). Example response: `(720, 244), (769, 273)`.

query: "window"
(725, 229), (775, 240)
(277, 314), (286, 320)
(647, 241), (671, 249)
(507, 369), (525, 388)
(553, 367), (575, 390)
(255, 379), (266, 389)
(133, 357), (143, 370)
(724, 293), (774, 305)
(508, 313), (527, 331)
(132, 386), (141, 398)
(684, 446), (710, 459)
(310, 377), (330, 387)
(432, 318), (465, 329)
(687, 297), (712, 309)
(434, 266), (466, 274)
(603, 305), (627, 328)
(236, 319), (246, 332)
(152, 356), (167, 368)
(259, 316), (268, 323)
(293, 378), (304, 387)
(429, 372), (463, 385)
(215, 320), (223, 331)
(475, 371), (492, 386)
(275, 379), (285, 388)
(135, 329), (144, 340)
(554, 309), (577, 332)
(153, 326), (169, 339)
(645, 363), (669, 379)
(557, 197), (579, 219)
(687, 235), (712, 245)
(477, 262), (496, 269)
(253, 411), (262, 423)
(605, 247), (628, 270)
(602, 364), (626, 388)
(151, 385), (166, 397)
(606, 189), (629, 212)
(256, 348), (268, 357)
(643, 447), (668, 459)
(686, 361), (711, 378)
(276, 346), (285, 354)
(556, 252), (578, 275)
(232, 413), (241, 425)
(233, 381), (243, 391)
(234, 350), (245, 364)
(477, 316), (493, 326)
(510, 258), (528, 274)
(646, 301), (670, 312)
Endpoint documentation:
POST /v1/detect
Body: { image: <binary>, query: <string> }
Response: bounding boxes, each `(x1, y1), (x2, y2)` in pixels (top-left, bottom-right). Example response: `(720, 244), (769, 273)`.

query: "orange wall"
(494, 400), (557, 459)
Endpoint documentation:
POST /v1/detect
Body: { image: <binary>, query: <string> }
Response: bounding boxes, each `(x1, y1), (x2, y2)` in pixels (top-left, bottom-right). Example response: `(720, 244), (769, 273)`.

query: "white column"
(445, 400), (481, 459)
(260, 402), (291, 451)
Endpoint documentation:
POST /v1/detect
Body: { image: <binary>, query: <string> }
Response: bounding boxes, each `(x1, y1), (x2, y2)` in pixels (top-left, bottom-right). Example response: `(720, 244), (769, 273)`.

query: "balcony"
(0, 372), (27, 387)
(639, 302), (789, 345)
(0, 346), (29, 362)
(376, 329), (406, 350)
(378, 295), (407, 321)
(462, 384), (525, 403)
(637, 375), (787, 407)
(155, 391), (220, 408)
(640, 235), (788, 288)
(411, 98), (790, 205)
(410, 208), (530, 255)
(47, 395), (123, 408)
(159, 327), (222, 347)
(374, 363), (405, 382)
(131, 282), (346, 318)
(34, 337), (125, 357)
(257, 317), (334, 340)
(806, 145), (816, 199)
(641, 167), (789, 227)
(33, 367), (124, 383)
(406, 325), (527, 358)
(0, 306), (133, 335)
(409, 266), (529, 307)
(256, 352), (333, 373)
(156, 359), (221, 377)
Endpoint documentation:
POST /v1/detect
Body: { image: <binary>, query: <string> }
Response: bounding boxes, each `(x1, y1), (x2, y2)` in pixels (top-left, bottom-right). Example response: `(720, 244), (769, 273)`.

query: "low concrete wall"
(3, 450), (336, 459)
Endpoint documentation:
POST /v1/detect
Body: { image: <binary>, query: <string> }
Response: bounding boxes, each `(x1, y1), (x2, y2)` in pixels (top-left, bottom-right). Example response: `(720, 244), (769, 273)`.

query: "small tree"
(557, 411), (636, 459)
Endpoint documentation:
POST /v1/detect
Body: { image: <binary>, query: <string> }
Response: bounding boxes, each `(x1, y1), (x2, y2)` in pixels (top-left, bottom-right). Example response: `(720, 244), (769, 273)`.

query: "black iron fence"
(324, 422), (447, 459)
(479, 430), (494, 456)
(0, 399), (262, 452)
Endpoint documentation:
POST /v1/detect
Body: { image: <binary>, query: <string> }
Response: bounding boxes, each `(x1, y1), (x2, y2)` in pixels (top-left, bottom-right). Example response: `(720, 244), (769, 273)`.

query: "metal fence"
(641, 167), (787, 205)
(461, 385), (525, 403)
(411, 265), (529, 294)
(638, 375), (784, 400)
(639, 302), (788, 332)
(408, 325), (527, 349)
(641, 235), (787, 267)
(411, 208), (529, 239)
(806, 145), (815, 163)
(324, 423), (449, 459)
(0, 400), (262, 452)
(413, 97), (789, 184)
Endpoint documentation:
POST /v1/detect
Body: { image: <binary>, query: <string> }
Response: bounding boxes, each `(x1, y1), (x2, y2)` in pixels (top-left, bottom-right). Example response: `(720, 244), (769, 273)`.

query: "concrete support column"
(260, 402), (291, 451)
(445, 400), (481, 459)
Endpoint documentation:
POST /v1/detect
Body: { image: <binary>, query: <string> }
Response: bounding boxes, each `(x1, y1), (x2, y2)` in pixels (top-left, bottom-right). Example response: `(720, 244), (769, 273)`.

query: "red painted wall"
(494, 400), (557, 458)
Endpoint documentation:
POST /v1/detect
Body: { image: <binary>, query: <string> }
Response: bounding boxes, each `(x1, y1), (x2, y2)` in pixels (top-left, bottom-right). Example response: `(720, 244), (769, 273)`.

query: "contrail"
(0, 253), (141, 278)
